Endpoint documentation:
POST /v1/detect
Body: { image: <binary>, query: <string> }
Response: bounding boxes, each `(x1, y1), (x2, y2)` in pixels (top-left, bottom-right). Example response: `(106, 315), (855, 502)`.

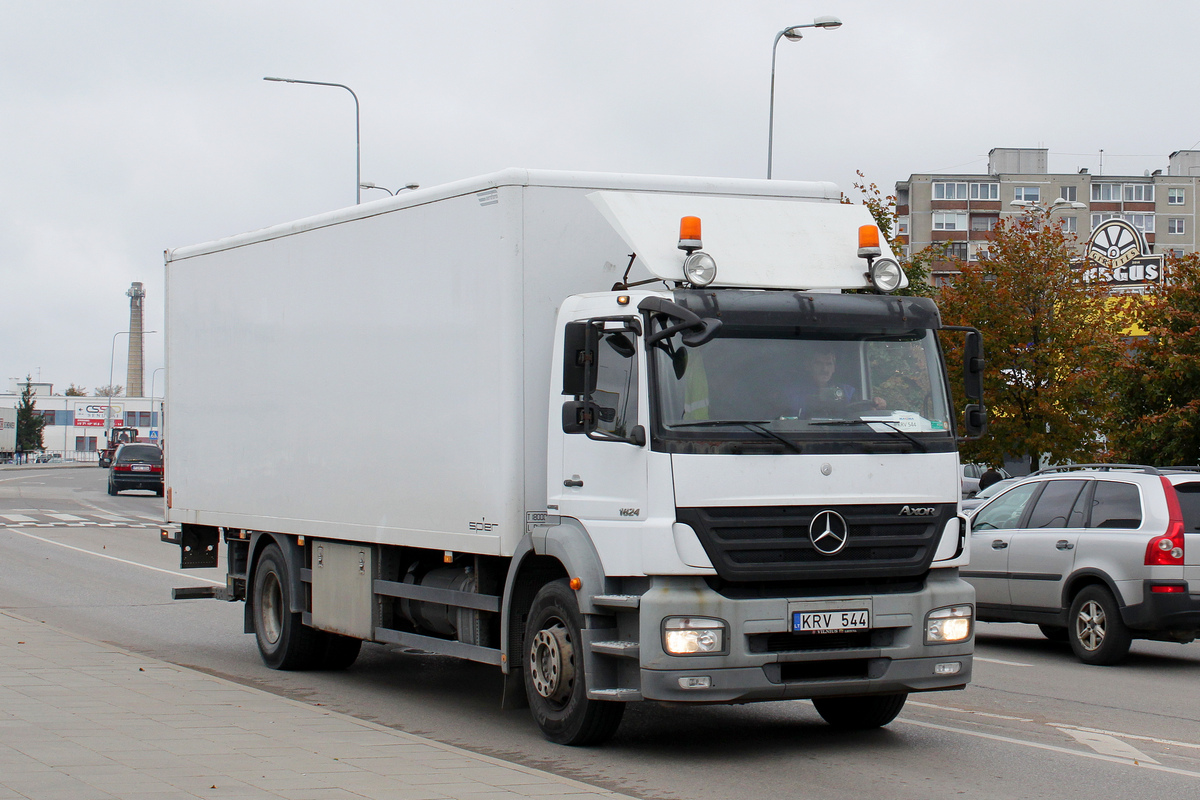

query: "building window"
(969, 183), (999, 200)
(1125, 214), (1155, 233)
(1169, 188), (1185, 205)
(1169, 218), (1186, 234)
(933, 212), (967, 231)
(125, 411), (138, 427)
(897, 217), (909, 235)
(1092, 212), (1120, 228)
(137, 411), (152, 427)
(933, 182), (968, 200)
(1168, 248), (1186, 257)
(944, 241), (968, 260)
(1124, 184), (1154, 202)
(971, 215), (998, 231)
(1014, 187), (1040, 203)
(1060, 186), (1077, 202)
(1060, 216), (1078, 233)
(1092, 183), (1122, 202)
(897, 188), (910, 205)
(75, 436), (97, 451)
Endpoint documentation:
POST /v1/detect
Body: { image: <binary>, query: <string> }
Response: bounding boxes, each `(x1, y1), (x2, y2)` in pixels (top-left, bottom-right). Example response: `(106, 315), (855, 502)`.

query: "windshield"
(649, 325), (954, 455)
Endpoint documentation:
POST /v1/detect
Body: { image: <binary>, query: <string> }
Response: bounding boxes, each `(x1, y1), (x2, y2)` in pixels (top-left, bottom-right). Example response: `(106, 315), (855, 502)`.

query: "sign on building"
(1081, 218), (1163, 292)
(74, 402), (122, 427)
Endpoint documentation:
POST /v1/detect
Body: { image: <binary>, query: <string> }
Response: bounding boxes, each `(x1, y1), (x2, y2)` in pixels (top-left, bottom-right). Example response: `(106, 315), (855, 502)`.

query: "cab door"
(966, 481), (1041, 608)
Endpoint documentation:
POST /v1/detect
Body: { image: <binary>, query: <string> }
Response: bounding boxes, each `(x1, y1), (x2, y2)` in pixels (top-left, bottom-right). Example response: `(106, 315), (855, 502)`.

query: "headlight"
(682, 252), (717, 286)
(925, 605), (973, 644)
(869, 257), (906, 293)
(663, 616), (727, 655)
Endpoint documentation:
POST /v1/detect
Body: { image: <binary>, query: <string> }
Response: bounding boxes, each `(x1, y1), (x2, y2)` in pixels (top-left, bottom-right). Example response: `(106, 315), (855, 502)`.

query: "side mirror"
(963, 403), (987, 438)
(964, 330), (984, 402)
(562, 400), (599, 434)
(562, 322), (597, 396)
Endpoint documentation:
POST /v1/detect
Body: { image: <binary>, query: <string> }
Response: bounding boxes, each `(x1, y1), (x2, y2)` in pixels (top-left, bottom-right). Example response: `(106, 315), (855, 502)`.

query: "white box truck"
(163, 169), (986, 745)
(1, 406), (16, 461)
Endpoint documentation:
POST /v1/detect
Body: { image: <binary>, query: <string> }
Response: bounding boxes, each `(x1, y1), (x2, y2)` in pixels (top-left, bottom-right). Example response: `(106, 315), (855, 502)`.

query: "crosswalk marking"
(0, 512), (162, 529)
(46, 513), (88, 521)
(0, 514), (37, 523)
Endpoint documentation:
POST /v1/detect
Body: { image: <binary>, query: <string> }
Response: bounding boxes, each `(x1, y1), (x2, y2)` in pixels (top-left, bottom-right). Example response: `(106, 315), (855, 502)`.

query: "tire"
(523, 580), (624, 746)
(321, 634), (363, 670)
(812, 693), (908, 730)
(252, 543), (326, 670)
(1038, 624), (1069, 642)
(1068, 585), (1132, 666)
(107, 480), (118, 496)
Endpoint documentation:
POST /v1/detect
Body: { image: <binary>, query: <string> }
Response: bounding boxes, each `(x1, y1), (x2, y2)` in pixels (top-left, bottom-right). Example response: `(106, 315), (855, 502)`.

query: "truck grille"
(677, 504), (953, 582)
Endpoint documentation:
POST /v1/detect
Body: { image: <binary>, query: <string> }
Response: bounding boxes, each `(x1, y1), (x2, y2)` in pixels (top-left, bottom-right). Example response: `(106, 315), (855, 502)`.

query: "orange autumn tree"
(937, 206), (1124, 473)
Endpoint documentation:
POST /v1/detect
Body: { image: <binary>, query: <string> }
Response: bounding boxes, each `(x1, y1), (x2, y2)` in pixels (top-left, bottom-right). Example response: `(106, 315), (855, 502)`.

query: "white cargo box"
(164, 168), (881, 556)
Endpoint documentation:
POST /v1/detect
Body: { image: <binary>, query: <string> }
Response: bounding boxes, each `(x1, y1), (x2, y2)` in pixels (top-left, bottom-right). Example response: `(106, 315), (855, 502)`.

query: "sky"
(4, 0), (1200, 396)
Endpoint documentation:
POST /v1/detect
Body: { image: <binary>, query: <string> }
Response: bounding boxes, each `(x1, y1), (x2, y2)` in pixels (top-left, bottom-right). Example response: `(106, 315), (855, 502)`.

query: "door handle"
(1056, 540), (1075, 551)
(991, 540), (1008, 549)
(563, 479), (584, 487)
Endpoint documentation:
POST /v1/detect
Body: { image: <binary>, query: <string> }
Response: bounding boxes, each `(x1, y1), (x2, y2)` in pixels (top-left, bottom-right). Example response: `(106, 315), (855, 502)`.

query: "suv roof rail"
(1031, 463), (1161, 476)
(1160, 465), (1200, 473)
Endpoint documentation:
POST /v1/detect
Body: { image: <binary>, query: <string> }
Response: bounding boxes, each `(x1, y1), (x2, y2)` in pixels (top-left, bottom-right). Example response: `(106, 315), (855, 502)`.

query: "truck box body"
(164, 169), (841, 553)
(0, 406), (15, 457)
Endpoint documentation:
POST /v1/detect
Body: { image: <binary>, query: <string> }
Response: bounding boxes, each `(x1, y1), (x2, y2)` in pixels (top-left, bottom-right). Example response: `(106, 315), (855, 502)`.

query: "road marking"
(974, 656), (1034, 667)
(1059, 728), (1160, 763)
(907, 700), (1033, 722)
(900, 718), (1200, 778)
(46, 513), (88, 521)
(1049, 723), (1200, 751)
(2, 528), (224, 585)
(0, 514), (37, 523)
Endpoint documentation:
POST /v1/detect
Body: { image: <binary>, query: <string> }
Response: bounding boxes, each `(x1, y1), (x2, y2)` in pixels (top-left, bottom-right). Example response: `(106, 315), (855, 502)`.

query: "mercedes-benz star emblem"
(809, 510), (849, 555)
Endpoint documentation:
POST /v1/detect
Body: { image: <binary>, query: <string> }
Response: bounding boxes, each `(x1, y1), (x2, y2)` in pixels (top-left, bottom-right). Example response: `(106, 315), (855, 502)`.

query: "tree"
(64, 384), (87, 396)
(94, 385), (124, 397)
(849, 172), (936, 298)
(937, 207), (1124, 473)
(1106, 253), (1200, 464)
(15, 376), (45, 454)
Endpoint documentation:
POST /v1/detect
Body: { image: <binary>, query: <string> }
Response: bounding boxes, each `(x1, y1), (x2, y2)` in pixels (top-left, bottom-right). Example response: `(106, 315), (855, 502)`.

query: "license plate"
(793, 609), (869, 633)
(132, 464), (150, 472)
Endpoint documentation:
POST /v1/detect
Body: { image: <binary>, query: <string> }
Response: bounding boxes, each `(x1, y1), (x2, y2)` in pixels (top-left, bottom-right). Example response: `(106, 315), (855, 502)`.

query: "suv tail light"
(1146, 476), (1186, 566)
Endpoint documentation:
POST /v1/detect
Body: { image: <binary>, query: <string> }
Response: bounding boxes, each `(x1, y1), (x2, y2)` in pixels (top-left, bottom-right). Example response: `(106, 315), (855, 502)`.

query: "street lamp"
(359, 182), (420, 197)
(264, 76), (362, 204)
(105, 330), (157, 435)
(767, 16), (843, 179)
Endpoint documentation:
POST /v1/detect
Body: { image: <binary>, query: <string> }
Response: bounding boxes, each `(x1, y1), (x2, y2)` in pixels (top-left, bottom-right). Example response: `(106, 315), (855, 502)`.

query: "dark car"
(108, 443), (163, 496)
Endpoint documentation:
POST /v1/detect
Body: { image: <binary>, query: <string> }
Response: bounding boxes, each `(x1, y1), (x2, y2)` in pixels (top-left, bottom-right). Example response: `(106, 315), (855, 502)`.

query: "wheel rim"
(260, 570), (284, 645)
(1075, 599), (1106, 651)
(529, 620), (575, 706)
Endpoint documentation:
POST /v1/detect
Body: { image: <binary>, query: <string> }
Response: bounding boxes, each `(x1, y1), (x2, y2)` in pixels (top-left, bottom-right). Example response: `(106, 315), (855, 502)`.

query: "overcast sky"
(4, 0), (1199, 396)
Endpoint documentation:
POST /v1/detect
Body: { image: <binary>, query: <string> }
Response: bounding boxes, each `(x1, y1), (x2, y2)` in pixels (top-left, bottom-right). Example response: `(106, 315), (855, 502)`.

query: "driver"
(794, 348), (885, 417)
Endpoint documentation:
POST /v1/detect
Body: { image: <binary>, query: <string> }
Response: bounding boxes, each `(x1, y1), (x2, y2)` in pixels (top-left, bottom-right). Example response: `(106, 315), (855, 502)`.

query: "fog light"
(926, 605), (973, 644)
(678, 676), (712, 689)
(935, 661), (962, 676)
(663, 617), (727, 655)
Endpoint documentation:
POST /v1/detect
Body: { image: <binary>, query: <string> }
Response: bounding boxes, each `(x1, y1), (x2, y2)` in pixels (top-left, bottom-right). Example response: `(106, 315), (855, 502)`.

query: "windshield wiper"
(809, 419), (927, 452)
(668, 420), (803, 454)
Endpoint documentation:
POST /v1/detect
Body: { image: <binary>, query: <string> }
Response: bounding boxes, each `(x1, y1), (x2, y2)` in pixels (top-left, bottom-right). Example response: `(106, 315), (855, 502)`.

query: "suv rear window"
(1089, 480), (1142, 529)
(1174, 483), (1200, 532)
(116, 444), (161, 462)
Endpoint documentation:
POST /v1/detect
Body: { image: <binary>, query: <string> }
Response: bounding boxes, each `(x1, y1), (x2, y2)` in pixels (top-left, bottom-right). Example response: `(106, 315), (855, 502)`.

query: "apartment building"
(896, 147), (1200, 287)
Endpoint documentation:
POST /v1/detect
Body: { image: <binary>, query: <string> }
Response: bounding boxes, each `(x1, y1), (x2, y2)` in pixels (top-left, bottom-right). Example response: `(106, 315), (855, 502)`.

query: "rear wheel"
(107, 479), (118, 496)
(523, 580), (624, 745)
(1069, 585), (1132, 665)
(812, 693), (908, 730)
(321, 634), (362, 670)
(252, 543), (325, 670)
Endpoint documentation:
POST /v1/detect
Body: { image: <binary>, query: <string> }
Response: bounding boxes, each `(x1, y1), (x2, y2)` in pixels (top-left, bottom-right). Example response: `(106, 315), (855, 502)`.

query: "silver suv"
(964, 465), (1200, 665)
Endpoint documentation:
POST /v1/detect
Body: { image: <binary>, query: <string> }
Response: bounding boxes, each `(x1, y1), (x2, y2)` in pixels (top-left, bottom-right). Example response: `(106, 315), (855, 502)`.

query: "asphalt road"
(3, 465), (1199, 799)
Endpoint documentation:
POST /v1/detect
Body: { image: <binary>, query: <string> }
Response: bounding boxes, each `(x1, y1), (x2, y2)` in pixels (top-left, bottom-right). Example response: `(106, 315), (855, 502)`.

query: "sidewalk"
(0, 611), (637, 800)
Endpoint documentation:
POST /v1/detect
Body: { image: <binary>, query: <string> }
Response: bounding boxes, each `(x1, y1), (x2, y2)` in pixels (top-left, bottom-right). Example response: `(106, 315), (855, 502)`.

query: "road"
(2, 465), (1199, 799)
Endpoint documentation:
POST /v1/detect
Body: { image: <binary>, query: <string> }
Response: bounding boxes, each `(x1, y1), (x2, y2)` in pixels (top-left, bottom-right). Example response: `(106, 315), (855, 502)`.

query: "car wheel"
(812, 693), (908, 729)
(523, 580), (624, 745)
(1068, 585), (1132, 666)
(1038, 624), (1069, 642)
(252, 543), (326, 670)
(107, 480), (118, 496)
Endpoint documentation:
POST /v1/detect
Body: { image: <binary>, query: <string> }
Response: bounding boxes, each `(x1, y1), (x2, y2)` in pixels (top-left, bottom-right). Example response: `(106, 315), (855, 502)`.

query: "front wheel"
(523, 580), (624, 746)
(1069, 586), (1132, 665)
(812, 693), (908, 730)
(252, 543), (326, 670)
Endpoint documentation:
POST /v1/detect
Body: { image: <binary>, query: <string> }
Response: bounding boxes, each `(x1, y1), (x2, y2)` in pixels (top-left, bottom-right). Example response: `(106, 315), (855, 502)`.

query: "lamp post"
(360, 182), (420, 197)
(264, 76), (362, 204)
(150, 367), (165, 441)
(767, 16), (842, 179)
(105, 330), (157, 436)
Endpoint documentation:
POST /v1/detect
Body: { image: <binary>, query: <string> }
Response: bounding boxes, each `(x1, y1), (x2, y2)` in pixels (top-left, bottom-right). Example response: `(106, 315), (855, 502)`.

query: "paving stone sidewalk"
(0, 611), (637, 800)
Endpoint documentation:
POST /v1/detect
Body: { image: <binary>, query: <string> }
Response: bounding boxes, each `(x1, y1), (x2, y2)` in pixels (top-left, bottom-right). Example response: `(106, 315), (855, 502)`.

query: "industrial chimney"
(125, 282), (146, 398)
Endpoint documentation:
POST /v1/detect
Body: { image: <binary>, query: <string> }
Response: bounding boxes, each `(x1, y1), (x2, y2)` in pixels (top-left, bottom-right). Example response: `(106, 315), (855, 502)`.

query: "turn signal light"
(1146, 477), (1186, 565)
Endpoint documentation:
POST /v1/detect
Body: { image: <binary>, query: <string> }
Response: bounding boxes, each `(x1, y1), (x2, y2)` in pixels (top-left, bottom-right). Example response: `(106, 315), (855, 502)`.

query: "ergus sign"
(1081, 218), (1163, 290)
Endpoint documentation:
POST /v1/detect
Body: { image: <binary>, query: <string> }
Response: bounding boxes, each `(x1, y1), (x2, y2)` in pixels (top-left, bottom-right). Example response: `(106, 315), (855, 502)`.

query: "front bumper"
(631, 569), (974, 704)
